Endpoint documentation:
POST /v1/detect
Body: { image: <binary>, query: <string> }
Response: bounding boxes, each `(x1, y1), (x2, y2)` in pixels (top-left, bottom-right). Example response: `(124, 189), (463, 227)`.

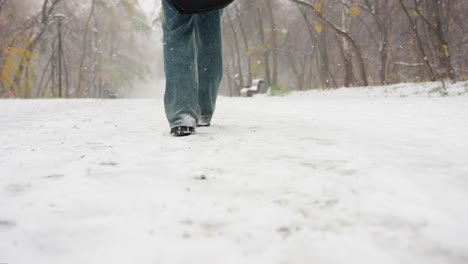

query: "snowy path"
(1, 86), (468, 264)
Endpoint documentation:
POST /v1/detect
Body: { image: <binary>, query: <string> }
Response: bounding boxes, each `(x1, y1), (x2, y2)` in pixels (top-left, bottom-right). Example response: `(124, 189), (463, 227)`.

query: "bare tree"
(77, 0), (96, 97)
(3, 0), (467, 98)
(288, 0), (368, 87)
(225, 8), (245, 89)
(235, 4), (253, 85)
(413, 0), (455, 81)
(0, 0), (7, 13)
(255, 4), (272, 88)
(265, 0), (278, 87)
(397, 0), (436, 82)
(10, 0), (64, 96)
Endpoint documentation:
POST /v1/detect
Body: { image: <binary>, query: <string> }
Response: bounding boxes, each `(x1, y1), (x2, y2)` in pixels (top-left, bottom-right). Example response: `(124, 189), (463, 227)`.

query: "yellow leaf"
(442, 44), (449, 57)
(349, 7), (360, 17)
(417, 7), (424, 15)
(409, 40), (415, 45)
(1, 57), (16, 89)
(6, 48), (31, 63)
(413, 10), (419, 17)
(315, 2), (322, 12)
(0, 32), (34, 94)
(314, 23), (323, 33)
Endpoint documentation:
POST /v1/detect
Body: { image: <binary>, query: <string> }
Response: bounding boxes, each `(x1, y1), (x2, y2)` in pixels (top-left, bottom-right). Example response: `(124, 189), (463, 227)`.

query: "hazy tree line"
(220, 0), (468, 96)
(1, 0), (467, 98)
(0, 0), (153, 98)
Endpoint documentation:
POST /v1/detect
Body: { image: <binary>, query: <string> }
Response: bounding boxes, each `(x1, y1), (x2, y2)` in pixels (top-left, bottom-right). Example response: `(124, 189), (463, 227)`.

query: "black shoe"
(171, 126), (195, 137)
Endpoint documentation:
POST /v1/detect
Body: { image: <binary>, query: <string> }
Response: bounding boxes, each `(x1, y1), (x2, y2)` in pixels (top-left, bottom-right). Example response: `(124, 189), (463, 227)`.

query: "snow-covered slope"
(1, 82), (467, 264)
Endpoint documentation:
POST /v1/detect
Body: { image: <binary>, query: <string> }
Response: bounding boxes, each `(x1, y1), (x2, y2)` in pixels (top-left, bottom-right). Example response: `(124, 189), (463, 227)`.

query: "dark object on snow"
(104, 88), (119, 99)
(241, 79), (266, 97)
(171, 0), (235, 13)
(171, 126), (195, 137)
(0, 220), (17, 227)
(194, 174), (208, 180)
(197, 123), (211, 127)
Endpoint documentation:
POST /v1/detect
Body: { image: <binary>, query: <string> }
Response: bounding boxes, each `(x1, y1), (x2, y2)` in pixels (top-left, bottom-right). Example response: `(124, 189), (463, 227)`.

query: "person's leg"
(162, 0), (198, 129)
(194, 10), (223, 126)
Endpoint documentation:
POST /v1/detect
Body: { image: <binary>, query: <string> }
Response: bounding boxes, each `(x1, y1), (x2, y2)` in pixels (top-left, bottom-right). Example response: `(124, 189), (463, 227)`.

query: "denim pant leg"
(162, 0), (198, 128)
(162, 0), (223, 128)
(194, 10), (223, 124)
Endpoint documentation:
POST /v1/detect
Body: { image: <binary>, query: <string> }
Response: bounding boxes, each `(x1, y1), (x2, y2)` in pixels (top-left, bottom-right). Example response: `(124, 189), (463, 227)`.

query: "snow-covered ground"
(1, 82), (468, 264)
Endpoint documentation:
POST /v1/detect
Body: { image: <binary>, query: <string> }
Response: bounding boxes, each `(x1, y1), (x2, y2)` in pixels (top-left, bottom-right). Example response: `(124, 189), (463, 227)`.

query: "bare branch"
(396, 0), (436, 81)
(0, 0), (8, 13)
(288, 0), (368, 86)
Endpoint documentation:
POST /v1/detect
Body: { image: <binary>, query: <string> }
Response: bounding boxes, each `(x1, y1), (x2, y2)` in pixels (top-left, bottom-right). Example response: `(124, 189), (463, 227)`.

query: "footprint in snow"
(99, 161), (119, 166)
(0, 220), (17, 229)
(44, 174), (66, 179)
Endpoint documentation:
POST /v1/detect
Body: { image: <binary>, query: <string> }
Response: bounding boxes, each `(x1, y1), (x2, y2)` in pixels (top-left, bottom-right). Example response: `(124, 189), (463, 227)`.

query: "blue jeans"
(162, 0), (223, 128)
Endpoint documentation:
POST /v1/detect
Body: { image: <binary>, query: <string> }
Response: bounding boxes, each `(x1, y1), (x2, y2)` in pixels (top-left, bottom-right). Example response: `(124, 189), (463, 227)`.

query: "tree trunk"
(288, 0), (368, 86)
(397, 0), (436, 82)
(0, 0), (8, 13)
(77, 0), (96, 97)
(9, 0), (64, 95)
(236, 5), (252, 85)
(266, 0), (278, 87)
(226, 9), (244, 89)
(369, 0), (391, 85)
(318, 29), (332, 88)
(340, 0), (353, 87)
(379, 30), (390, 85)
(336, 34), (352, 87)
(256, 6), (271, 88)
(297, 6), (331, 89)
(417, 0), (455, 81)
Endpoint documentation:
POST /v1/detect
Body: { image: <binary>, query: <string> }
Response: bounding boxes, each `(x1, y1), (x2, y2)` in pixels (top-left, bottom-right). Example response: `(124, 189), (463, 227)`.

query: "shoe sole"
(171, 127), (195, 137)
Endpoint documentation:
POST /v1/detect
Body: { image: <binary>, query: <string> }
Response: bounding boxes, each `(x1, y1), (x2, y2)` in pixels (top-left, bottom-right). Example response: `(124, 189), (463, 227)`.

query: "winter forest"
(1, 1), (468, 264)
(1, 0), (467, 98)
